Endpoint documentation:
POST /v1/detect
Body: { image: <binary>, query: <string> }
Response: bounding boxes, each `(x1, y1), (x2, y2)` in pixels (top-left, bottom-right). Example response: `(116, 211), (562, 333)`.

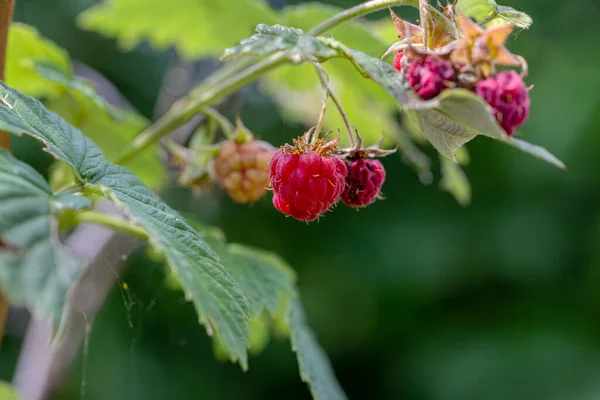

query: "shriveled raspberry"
(341, 158), (386, 208)
(406, 55), (456, 100)
(214, 139), (275, 203)
(393, 51), (404, 72)
(475, 70), (530, 136)
(270, 150), (347, 222)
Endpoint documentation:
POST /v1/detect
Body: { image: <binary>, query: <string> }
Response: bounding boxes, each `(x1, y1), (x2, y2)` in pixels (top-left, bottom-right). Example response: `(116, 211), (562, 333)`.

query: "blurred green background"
(2, 0), (600, 399)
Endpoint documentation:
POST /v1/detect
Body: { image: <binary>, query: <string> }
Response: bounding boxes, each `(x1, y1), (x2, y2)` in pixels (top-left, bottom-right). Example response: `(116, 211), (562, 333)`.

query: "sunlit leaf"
(0, 382), (20, 400)
(78, 0), (278, 59)
(0, 83), (250, 368)
(505, 137), (566, 169)
(408, 89), (506, 160)
(6, 23), (71, 98)
(0, 149), (90, 325)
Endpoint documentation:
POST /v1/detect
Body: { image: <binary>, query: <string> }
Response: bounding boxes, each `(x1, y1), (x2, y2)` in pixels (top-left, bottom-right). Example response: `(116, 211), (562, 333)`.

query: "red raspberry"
(393, 51), (404, 72)
(475, 70), (530, 136)
(214, 139), (275, 204)
(341, 158), (386, 208)
(270, 150), (347, 222)
(406, 55), (456, 100)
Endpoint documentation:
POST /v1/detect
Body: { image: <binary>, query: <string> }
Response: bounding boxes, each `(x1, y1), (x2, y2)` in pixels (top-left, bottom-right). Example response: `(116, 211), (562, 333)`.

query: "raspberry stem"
(202, 107), (234, 139)
(313, 63), (355, 147)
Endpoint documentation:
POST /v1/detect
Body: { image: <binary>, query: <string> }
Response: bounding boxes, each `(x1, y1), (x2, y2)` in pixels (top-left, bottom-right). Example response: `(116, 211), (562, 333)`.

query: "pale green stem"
(307, 0), (418, 35)
(74, 211), (149, 240)
(115, 0), (419, 166)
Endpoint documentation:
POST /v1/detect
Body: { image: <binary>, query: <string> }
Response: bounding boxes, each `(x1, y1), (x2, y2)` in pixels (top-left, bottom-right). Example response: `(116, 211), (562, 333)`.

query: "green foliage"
(0, 382), (19, 400)
(456, 0), (532, 29)
(0, 149), (90, 325)
(505, 137), (566, 169)
(77, 0), (278, 59)
(6, 23), (71, 99)
(289, 296), (347, 400)
(408, 89), (505, 161)
(0, 83), (251, 367)
(440, 154), (471, 206)
(222, 24), (338, 62)
(170, 222), (345, 398)
(6, 23), (165, 188)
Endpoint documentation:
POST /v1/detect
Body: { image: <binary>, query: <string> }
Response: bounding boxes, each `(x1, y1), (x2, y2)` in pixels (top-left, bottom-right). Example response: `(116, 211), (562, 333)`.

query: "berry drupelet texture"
(341, 158), (386, 208)
(406, 55), (456, 100)
(393, 51), (404, 72)
(214, 139), (275, 203)
(270, 150), (347, 222)
(475, 70), (530, 136)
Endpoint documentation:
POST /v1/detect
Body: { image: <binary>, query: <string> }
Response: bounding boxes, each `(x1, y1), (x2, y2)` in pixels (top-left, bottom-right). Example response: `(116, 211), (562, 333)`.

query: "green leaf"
(194, 225), (295, 318)
(78, 0), (278, 59)
(440, 155), (471, 206)
(505, 138), (566, 169)
(46, 95), (165, 189)
(222, 24), (338, 62)
(0, 382), (20, 400)
(455, 0), (498, 22)
(409, 89), (506, 160)
(0, 83), (251, 367)
(493, 6), (533, 29)
(33, 61), (112, 113)
(0, 149), (90, 325)
(289, 296), (347, 400)
(6, 23), (71, 99)
(456, 0), (532, 29)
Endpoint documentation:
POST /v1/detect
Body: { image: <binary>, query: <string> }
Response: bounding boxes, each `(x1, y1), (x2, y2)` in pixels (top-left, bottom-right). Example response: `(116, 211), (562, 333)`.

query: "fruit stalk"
(115, 0), (420, 166)
(73, 211), (150, 240)
(0, 0), (15, 347)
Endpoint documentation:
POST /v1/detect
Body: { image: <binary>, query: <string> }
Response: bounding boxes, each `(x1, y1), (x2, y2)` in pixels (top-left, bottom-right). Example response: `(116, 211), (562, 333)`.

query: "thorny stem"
(74, 211), (149, 241)
(312, 63), (354, 147)
(0, 0), (15, 347)
(114, 0), (419, 167)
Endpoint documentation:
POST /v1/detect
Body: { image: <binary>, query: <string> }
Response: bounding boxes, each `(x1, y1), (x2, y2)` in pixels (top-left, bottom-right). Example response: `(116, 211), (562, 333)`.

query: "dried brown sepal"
(451, 13), (521, 77)
(336, 128), (397, 160)
(280, 127), (341, 157)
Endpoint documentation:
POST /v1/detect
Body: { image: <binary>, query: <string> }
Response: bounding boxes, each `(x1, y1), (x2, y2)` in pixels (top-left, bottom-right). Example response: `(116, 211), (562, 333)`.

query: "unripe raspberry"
(393, 51), (404, 72)
(475, 70), (530, 136)
(341, 158), (386, 208)
(406, 55), (456, 100)
(270, 150), (347, 222)
(214, 139), (275, 204)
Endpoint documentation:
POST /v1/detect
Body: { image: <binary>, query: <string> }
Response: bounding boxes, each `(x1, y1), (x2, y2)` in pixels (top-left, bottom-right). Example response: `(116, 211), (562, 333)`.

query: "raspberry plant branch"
(73, 211), (150, 240)
(114, 52), (289, 165)
(0, 0), (15, 347)
(114, 0), (420, 167)
(307, 0), (418, 36)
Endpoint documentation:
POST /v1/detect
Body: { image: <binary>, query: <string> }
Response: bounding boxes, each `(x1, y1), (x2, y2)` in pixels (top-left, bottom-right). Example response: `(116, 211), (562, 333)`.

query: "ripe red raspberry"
(393, 51), (404, 72)
(214, 139), (275, 204)
(406, 55), (456, 100)
(341, 158), (386, 208)
(475, 70), (530, 136)
(270, 149), (347, 222)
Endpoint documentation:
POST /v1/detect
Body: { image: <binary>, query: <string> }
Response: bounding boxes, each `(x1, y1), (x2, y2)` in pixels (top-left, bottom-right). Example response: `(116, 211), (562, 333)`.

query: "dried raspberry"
(475, 70), (530, 136)
(406, 55), (456, 100)
(393, 51), (404, 72)
(270, 150), (347, 222)
(214, 139), (275, 204)
(341, 158), (386, 208)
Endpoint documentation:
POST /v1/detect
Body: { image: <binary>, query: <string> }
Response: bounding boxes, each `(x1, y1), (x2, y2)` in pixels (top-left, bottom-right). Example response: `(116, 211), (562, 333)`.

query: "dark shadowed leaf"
(0, 83), (251, 368)
(289, 296), (347, 400)
(0, 149), (90, 325)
